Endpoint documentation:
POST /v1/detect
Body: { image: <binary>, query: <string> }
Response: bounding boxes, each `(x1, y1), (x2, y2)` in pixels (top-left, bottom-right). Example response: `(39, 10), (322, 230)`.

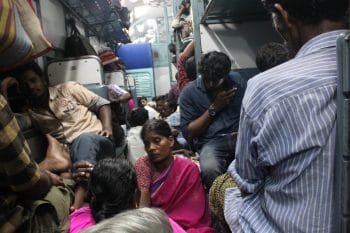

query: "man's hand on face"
(212, 88), (237, 112)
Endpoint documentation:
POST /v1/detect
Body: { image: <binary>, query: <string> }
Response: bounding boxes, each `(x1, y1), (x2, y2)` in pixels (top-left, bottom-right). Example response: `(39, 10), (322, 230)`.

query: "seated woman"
(69, 158), (186, 233)
(69, 158), (136, 232)
(135, 119), (215, 233)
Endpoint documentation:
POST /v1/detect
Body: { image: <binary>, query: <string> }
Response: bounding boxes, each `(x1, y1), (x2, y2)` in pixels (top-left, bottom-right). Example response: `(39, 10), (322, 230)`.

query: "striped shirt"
(0, 94), (40, 230)
(227, 30), (348, 232)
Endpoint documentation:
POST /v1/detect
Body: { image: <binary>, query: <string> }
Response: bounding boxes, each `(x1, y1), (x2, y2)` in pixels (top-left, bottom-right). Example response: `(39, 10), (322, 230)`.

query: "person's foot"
(39, 134), (71, 173)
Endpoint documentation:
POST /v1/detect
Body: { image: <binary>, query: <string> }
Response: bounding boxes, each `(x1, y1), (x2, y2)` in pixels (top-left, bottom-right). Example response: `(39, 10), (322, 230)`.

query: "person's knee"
(200, 165), (221, 188)
(199, 158), (221, 189)
(71, 133), (116, 165)
(199, 144), (225, 188)
(73, 132), (96, 143)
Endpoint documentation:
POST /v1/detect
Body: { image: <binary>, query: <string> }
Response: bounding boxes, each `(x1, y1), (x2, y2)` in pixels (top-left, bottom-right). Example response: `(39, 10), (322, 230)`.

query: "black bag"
(117, 7), (130, 29)
(64, 19), (97, 58)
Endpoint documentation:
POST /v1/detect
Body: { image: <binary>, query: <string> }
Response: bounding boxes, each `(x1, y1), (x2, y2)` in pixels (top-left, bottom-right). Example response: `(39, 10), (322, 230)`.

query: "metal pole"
(163, 5), (173, 83)
(191, 0), (205, 76)
(336, 32), (350, 233)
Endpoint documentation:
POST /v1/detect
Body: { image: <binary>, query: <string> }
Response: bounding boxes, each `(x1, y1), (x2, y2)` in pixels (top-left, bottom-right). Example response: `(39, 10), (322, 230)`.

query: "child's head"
(138, 96), (148, 107)
(89, 158), (137, 223)
(141, 119), (174, 164)
(128, 107), (149, 127)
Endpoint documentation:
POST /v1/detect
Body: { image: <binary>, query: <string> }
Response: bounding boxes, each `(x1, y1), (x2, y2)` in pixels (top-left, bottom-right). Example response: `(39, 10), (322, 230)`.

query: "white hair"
(81, 208), (173, 233)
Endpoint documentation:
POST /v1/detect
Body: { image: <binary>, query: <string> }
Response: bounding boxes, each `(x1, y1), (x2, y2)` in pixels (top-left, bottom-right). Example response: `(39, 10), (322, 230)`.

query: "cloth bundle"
(0, 0), (53, 71)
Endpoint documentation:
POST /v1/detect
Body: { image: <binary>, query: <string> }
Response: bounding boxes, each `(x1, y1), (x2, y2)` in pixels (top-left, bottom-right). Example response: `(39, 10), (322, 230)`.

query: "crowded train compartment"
(0, 0), (349, 232)
(0, 0), (282, 158)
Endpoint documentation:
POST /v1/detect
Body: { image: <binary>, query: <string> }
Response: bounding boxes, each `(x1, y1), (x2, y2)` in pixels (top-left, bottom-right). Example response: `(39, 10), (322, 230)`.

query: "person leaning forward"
(179, 51), (248, 190)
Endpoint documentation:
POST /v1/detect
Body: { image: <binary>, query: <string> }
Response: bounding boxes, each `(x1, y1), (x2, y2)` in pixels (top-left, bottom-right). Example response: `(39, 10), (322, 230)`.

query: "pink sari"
(151, 157), (216, 233)
(69, 207), (95, 233)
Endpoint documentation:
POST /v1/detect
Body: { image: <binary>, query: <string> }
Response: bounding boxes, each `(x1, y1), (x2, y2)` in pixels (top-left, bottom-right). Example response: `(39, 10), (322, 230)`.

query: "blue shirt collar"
(196, 76), (207, 93)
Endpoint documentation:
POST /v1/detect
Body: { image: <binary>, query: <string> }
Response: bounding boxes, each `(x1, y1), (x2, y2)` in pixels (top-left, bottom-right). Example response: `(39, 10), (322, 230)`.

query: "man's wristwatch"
(208, 104), (217, 117)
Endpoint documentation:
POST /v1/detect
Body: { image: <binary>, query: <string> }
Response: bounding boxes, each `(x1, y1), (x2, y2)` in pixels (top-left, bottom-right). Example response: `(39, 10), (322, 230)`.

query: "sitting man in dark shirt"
(180, 51), (249, 189)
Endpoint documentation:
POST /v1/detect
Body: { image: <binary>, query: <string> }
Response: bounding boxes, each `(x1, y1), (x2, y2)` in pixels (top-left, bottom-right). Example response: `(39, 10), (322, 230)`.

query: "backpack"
(64, 19), (97, 58)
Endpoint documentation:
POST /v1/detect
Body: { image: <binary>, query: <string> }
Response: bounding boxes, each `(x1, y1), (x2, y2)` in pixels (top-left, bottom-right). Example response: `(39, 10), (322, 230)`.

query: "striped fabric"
(226, 30), (348, 232)
(0, 94), (40, 191)
(0, 94), (40, 229)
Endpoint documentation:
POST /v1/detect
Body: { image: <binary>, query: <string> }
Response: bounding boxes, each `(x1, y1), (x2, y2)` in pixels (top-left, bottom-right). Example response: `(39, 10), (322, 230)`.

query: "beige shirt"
(29, 82), (109, 144)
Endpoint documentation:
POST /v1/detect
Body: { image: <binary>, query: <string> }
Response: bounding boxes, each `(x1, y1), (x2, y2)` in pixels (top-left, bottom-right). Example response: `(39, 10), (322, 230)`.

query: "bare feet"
(39, 134), (71, 173)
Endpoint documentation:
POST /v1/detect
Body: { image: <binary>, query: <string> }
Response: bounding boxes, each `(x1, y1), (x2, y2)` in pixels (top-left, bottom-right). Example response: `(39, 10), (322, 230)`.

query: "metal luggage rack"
(201, 0), (270, 24)
(58, 0), (131, 44)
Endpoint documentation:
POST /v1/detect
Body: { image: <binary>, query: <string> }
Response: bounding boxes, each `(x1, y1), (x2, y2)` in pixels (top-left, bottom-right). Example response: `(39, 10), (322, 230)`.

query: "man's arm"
(108, 84), (132, 103)
(67, 82), (114, 138)
(171, 4), (188, 29)
(185, 88), (236, 141)
(186, 109), (213, 141)
(177, 40), (195, 92)
(115, 92), (131, 103)
(97, 104), (113, 138)
(180, 39), (194, 58)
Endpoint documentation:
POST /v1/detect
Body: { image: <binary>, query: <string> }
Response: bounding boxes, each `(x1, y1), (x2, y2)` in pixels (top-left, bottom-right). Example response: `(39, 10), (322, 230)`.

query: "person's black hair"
(155, 95), (167, 102)
(141, 119), (172, 141)
(11, 61), (52, 87)
(255, 42), (292, 72)
(198, 51), (231, 82)
(168, 43), (176, 55)
(89, 158), (137, 223)
(11, 61), (45, 81)
(185, 56), (197, 81)
(165, 99), (178, 112)
(262, 0), (348, 25)
(128, 107), (149, 127)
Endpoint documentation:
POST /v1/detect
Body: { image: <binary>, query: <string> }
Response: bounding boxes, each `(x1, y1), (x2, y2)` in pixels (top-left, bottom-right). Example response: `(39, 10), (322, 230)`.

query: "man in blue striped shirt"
(225, 0), (348, 232)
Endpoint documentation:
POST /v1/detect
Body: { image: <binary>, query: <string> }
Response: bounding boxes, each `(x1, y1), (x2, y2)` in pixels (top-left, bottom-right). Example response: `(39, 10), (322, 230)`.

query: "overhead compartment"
(58, 0), (131, 45)
(201, 0), (269, 24)
(192, 0), (282, 68)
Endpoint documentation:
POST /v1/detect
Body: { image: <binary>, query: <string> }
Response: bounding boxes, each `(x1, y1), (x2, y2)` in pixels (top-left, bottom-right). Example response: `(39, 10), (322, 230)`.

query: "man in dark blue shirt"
(180, 51), (250, 189)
